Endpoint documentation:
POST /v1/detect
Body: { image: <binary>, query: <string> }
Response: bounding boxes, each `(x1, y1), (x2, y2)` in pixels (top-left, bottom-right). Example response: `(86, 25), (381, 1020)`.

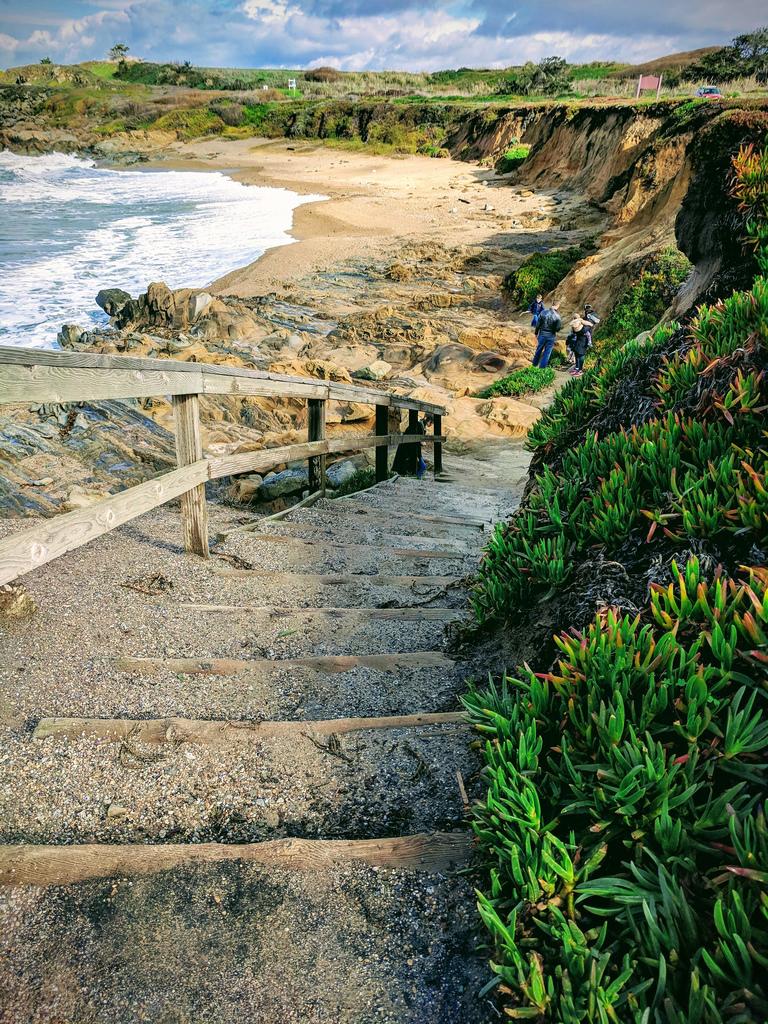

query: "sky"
(0, 0), (763, 72)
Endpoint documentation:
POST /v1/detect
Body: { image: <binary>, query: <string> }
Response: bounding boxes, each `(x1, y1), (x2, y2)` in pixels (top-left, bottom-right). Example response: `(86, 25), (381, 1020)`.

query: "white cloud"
(0, 0), (757, 72)
(0, 8), (131, 65)
(0, 32), (20, 54)
(242, 0), (303, 24)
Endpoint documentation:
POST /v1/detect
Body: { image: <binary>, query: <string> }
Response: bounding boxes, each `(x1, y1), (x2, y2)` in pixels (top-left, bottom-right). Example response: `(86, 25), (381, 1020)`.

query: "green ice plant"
(466, 559), (768, 1022)
(469, 147), (768, 1020)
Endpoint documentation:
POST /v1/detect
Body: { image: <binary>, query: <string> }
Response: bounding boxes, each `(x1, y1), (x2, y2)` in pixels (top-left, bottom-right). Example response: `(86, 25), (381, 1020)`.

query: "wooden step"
(0, 832), (472, 886)
(213, 570), (464, 587)
(33, 711), (467, 745)
(116, 651), (455, 676)
(243, 521), (476, 552)
(284, 508), (483, 540)
(233, 535), (467, 560)
(175, 605), (462, 621)
(325, 501), (490, 528)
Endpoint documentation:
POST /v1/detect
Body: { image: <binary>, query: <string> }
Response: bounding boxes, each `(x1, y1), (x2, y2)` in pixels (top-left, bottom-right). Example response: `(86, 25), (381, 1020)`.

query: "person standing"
(529, 293), (544, 328)
(532, 303), (561, 369)
(583, 303), (600, 332)
(565, 317), (591, 376)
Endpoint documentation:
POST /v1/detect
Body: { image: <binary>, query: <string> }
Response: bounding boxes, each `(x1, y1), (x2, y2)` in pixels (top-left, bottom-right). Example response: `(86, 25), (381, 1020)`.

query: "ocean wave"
(0, 151), (325, 348)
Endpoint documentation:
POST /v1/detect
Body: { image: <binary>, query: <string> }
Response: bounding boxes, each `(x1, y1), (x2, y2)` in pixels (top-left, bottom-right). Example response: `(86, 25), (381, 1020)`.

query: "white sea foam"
(0, 151), (325, 348)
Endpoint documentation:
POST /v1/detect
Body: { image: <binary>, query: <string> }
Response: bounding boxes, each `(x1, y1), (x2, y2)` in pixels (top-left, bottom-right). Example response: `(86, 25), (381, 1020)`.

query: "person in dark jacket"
(529, 294), (544, 328)
(565, 317), (591, 376)
(531, 303), (561, 368)
(392, 413), (429, 477)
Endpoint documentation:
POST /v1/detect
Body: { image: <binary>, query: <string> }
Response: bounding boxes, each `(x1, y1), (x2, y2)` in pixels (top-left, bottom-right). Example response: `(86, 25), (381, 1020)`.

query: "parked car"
(696, 86), (723, 98)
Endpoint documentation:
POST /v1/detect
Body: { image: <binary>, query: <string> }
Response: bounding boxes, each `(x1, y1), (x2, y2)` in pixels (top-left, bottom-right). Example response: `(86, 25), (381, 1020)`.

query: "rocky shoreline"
(2, 145), (594, 517)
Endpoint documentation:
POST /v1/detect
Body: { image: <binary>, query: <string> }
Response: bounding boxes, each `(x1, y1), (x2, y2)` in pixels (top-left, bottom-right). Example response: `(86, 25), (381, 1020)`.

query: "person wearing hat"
(565, 316), (591, 376)
(531, 303), (561, 369)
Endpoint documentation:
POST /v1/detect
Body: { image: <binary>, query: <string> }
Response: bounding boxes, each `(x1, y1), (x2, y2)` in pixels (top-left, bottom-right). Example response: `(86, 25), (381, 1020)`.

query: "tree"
(498, 56), (571, 97)
(109, 42), (130, 62)
(40, 57), (52, 65)
(684, 27), (768, 83)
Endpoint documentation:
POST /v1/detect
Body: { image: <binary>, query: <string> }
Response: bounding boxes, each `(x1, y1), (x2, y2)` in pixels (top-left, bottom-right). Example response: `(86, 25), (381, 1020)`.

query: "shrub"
(333, 466), (377, 496)
(208, 102), (244, 128)
(479, 366), (555, 398)
(496, 144), (531, 174)
(497, 56), (572, 97)
(599, 248), (692, 342)
(152, 107), (225, 138)
(504, 245), (593, 307)
(305, 66), (343, 83)
(683, 27), (768, 83)
(474, 284), (768, 621)
(731, 143), (768, 275)
(468, 145), (768, 1022)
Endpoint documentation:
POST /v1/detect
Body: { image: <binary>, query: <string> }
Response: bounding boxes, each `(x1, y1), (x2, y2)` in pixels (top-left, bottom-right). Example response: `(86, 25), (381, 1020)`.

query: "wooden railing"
(0, 346), (446, 586)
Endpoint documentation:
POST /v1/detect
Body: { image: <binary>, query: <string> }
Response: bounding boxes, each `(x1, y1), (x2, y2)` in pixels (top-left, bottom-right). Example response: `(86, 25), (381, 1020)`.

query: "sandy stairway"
(0, 473), (515, 1024)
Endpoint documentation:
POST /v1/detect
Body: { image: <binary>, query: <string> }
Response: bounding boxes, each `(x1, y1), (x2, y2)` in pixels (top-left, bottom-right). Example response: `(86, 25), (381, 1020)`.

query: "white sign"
(288, 78), (297, 90)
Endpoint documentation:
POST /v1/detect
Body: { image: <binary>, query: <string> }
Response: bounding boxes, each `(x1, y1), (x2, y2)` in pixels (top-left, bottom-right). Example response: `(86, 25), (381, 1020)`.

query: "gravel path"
(0, 463), (522, 1023)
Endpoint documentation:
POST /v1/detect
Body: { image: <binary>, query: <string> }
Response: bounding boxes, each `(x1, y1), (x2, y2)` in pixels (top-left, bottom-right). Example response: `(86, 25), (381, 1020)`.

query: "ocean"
(0, 151), (324, 348)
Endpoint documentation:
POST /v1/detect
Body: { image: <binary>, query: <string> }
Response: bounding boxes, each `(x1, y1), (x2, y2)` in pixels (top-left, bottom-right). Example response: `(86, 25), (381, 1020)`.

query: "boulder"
(63, 486), (101, 510)
(231, 474), (263, 504)
(326, 459), (359, 489)
(423, 343), (476, 373)
(472, 351), (508, 373)
(258, 467), (309, 500)
(188, 291), (214, 323)
(57, 323), (84, 348)
(353, 359), (392, 382)
(95, 288), (132, 317)
(164, 337), (194, 354)
(145, 282), (176, 324)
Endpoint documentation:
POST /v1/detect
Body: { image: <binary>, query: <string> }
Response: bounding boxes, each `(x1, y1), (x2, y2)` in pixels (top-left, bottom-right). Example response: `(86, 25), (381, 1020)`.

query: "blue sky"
(0, 1), (762, 71)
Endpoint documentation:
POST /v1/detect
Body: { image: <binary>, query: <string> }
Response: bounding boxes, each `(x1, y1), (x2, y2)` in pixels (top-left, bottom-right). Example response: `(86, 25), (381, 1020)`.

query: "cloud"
(0, 0), (763, 71)
(468, 0), (767, 45)
(0, 6), (130, 63)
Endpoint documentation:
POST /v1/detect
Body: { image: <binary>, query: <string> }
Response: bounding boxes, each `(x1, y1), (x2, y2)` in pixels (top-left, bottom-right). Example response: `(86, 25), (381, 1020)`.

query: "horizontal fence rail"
(0, 346), (447, 586)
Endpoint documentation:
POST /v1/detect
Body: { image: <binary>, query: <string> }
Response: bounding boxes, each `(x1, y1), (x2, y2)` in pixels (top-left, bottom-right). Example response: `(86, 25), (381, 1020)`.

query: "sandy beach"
(153, 136), (592, 297)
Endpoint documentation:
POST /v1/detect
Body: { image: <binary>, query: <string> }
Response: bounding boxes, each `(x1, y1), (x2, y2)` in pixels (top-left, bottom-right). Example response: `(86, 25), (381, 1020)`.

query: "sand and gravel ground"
(1, 861), (492, 1024)
(0, 467), (520, 1023)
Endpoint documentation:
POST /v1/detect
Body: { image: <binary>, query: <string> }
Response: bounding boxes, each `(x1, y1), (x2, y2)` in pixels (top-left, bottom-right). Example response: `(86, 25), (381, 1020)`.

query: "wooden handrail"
(0, 347), (447, 585)
(0, 346), (447, 415)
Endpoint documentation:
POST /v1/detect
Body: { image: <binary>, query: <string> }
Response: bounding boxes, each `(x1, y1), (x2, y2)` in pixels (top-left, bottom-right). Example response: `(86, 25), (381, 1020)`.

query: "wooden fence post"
(308, 398), (326, 494)
(433, 414), (443, 478)
(406, 408), (419, 475)
(375, 404), (389, 483)
(172, 394), (209, 557)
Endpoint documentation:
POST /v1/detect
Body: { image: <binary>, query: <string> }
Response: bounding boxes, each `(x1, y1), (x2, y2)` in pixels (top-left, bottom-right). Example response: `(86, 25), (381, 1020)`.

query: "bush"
(479, 366), (555, 398)
(683, 27), (768, 83)
(504, 245), (593, 307)
(496, 144), (531, 173)
(599, 248), (692, 342)
(209, 102), (244, 127)
(498, 56), (572, 97)
(305, 66), (343, 83)
(152, 107), (225, 138)
(333, 466), (377, 496)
